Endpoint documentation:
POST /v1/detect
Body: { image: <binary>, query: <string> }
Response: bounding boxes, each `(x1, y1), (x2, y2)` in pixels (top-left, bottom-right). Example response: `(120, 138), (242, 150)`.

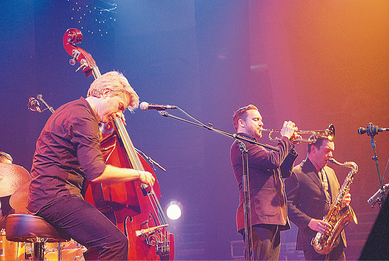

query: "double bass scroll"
(63, 28), (101, 78)
(63, 28), (174, 260)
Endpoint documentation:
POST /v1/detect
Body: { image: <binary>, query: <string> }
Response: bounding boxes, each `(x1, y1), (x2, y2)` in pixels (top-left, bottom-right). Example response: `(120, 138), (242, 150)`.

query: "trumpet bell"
(327, 124), (335, 142)
(316, 124), (335, 142)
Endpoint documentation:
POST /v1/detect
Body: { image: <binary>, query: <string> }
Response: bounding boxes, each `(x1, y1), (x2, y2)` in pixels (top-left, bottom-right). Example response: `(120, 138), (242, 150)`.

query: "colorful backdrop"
(1, 1), (388, 259)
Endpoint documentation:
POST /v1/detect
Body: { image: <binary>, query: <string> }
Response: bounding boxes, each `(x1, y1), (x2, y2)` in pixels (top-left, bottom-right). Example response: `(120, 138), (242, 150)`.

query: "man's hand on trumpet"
(280, 121), (299, 141)
(291, 133), (303, 144)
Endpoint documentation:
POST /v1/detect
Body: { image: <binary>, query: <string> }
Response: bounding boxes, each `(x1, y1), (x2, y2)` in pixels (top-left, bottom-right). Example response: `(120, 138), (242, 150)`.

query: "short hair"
(307, 136), (329, 153)
(232, 104), (258, 131)
(87, 71), (139, 111)
(0, 151), (13, 163)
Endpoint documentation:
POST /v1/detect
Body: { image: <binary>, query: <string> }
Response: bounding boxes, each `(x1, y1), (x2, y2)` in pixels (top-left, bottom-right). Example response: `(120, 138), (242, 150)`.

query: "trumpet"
(261, 124), (335, 144)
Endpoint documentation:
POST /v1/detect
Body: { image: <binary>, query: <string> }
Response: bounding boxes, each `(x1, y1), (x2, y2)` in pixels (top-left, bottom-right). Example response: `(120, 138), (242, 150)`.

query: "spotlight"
(166, 201), (182, 220)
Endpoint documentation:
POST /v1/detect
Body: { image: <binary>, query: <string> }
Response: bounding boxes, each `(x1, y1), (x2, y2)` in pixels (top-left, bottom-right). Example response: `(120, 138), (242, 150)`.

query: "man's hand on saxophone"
(308, 191), (351, 235)
(308, 219), (331, 234)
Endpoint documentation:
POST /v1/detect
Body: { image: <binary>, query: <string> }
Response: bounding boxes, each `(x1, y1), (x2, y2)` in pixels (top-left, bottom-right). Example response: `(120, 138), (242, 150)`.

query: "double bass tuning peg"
(69, 49), (81, 66)
(75, 59), (88, 72)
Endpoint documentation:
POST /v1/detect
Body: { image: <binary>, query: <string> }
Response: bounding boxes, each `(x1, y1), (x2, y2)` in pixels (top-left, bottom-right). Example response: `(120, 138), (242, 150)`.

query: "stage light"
(166, 201), (182, 220)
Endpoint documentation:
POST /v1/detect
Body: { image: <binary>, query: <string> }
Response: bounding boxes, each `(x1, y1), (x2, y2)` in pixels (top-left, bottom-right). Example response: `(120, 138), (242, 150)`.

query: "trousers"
(243, 224), (281, 260)
(36, 195), (128, 260)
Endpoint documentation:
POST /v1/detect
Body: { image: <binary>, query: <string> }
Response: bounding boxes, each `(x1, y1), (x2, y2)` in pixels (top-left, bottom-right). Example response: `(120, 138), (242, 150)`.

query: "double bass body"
(84, 121), (174, 260)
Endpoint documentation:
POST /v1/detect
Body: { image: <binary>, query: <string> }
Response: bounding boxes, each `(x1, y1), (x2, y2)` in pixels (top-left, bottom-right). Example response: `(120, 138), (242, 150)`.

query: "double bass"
(63, 28), (174, 260)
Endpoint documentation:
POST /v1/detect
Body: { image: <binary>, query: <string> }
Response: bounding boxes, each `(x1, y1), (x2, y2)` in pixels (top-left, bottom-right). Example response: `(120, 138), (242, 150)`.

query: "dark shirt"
(27, 97), (106, 214)
(230, 134), (297, 232)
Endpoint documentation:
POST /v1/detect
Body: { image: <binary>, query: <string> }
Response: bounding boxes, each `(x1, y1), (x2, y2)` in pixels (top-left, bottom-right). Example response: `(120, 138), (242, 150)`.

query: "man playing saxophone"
(284, 136), (351, 260)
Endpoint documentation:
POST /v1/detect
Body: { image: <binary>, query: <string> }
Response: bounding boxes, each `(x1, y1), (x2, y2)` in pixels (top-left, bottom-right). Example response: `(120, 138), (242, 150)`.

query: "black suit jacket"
(231, 135), (298, 233)
(284, 158), (346, 250)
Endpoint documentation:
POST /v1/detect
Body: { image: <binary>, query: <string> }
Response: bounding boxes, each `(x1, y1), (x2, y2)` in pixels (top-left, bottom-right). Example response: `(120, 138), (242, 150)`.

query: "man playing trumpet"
(230, 104), (299, 260)
(284, 136), (351, 260)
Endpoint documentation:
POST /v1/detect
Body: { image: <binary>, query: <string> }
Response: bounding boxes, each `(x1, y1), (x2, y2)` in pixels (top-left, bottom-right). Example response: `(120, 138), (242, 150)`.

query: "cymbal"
(0, 163), (30, 197)
(10, 181), (30, 213)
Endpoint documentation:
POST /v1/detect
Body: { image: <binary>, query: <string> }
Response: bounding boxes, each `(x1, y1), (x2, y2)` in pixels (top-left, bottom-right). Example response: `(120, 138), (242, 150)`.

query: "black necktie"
(320, 169), (331, 204)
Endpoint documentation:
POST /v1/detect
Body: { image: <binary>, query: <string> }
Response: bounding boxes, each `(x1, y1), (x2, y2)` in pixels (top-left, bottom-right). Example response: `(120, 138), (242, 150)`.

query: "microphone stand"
(37, 94), (55, 113)
(28, 94), (55, 114)
(157, 110), (279, 151)
(157, 109), (279, 261)
(135, 148), (166, 172)
(364, 123), (388, 209)
(237, 140), (254, 261)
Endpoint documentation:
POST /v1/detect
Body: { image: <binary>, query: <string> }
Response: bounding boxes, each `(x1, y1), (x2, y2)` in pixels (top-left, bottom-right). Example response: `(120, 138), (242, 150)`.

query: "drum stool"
(5, 214), (70, 261)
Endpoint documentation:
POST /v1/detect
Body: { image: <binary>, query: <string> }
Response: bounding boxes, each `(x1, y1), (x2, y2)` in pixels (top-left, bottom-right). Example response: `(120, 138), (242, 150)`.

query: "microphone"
(28, 97), (41, 112)
(139, 102), (177, 111)
(358, 127), (389, 134)
(358, 123), (389, 136)
(367, 183), (389, 208)
(357, 127), (366, 135)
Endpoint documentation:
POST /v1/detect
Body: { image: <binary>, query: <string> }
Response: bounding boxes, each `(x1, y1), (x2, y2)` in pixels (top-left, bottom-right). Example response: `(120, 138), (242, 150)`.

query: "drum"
(0, 229), (18, 261)
(45, 240), (86, 261)
(2, 228), (86, 261)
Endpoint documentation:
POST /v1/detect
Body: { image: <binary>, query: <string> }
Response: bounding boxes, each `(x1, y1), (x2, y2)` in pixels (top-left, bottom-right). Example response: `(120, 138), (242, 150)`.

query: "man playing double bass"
(27, 71), (155, 260)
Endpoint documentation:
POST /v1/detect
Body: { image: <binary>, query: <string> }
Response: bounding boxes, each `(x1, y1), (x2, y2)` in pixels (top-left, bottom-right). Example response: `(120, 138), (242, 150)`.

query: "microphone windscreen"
(358, 127), (366, 135)
(139, 102), (149, 111)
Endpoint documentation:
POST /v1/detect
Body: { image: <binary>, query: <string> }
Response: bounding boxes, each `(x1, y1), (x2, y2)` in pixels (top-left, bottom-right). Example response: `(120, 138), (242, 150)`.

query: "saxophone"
(311, 158), (358, 255)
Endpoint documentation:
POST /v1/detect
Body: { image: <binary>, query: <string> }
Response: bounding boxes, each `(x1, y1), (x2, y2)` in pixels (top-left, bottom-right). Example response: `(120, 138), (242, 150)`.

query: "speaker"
(359, 196), (389, 260)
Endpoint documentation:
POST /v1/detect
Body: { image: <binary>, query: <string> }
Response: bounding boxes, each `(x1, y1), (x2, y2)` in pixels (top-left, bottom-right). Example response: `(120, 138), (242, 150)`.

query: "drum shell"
(0, 230), (18, 261)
